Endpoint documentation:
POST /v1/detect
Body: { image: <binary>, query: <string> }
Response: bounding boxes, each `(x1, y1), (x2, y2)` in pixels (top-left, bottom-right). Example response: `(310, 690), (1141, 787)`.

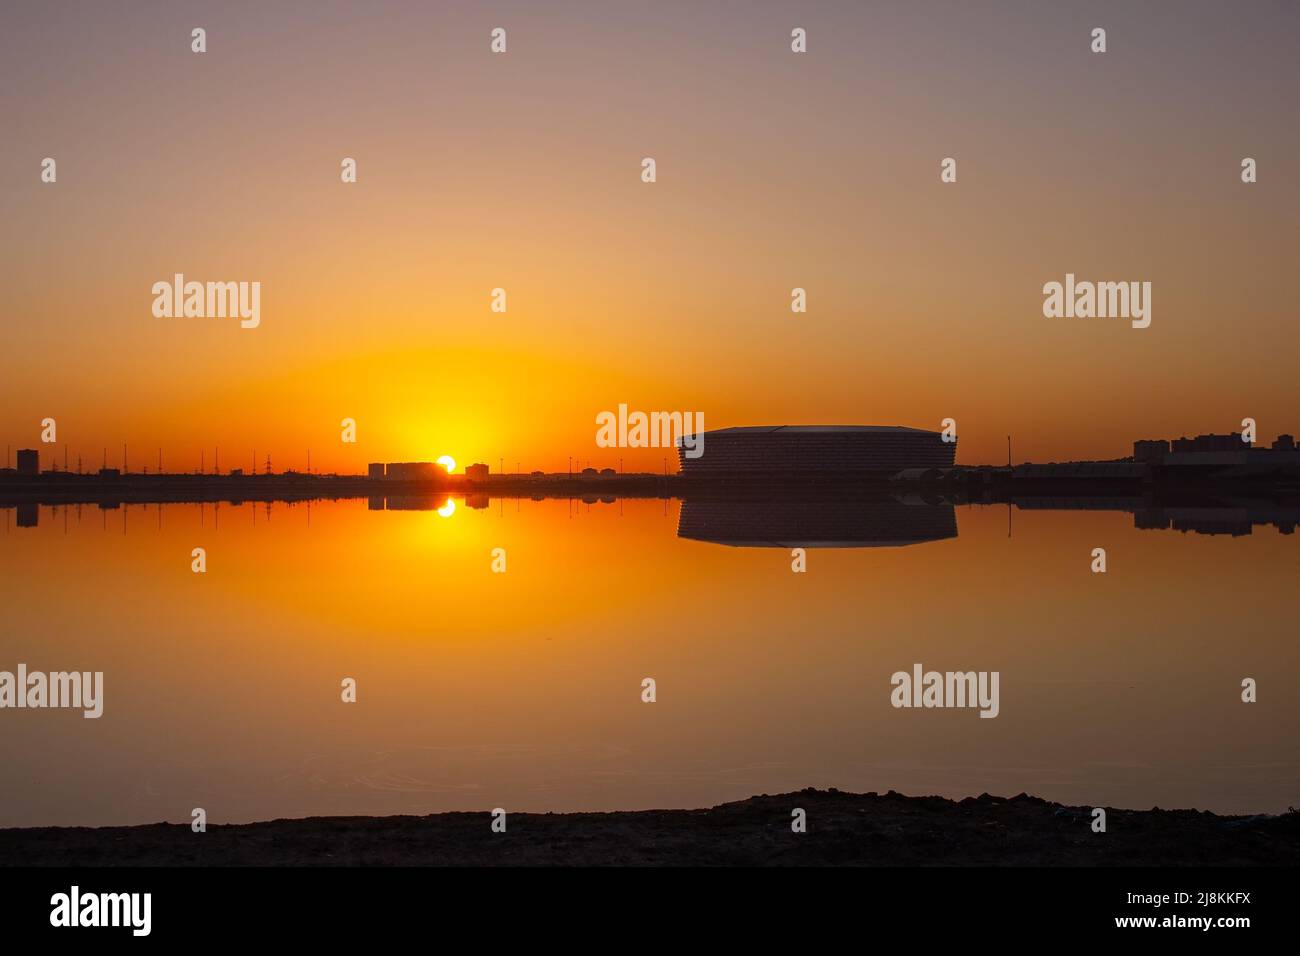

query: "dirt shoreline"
(2, 789), (1296, 866)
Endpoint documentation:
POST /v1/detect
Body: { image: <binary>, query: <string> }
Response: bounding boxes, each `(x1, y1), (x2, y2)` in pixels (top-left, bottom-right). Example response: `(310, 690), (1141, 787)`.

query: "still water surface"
(0, 496), (1294, 826)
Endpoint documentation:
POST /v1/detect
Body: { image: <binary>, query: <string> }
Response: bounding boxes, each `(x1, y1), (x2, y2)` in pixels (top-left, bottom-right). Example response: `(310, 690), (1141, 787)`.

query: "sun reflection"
(437, 499), (456, 518)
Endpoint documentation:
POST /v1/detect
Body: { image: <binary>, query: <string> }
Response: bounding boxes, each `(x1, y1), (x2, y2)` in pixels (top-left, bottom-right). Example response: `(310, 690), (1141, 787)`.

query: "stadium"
(676, 425), (956, 477)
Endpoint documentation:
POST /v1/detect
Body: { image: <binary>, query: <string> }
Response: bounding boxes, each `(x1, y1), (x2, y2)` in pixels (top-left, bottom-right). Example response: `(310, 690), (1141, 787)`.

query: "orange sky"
(2, 1), (1297, 472)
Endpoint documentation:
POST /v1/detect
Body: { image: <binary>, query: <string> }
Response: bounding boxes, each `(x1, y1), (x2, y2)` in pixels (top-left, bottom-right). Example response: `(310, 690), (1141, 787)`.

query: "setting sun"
(436, 455), (456, 474)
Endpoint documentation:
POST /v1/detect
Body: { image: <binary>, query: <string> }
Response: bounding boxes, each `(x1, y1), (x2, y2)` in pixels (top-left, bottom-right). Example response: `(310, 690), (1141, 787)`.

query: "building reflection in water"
(677, 495), (958, 549)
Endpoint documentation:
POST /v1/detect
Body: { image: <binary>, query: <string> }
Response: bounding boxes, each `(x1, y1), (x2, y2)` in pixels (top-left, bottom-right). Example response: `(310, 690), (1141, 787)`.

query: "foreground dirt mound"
(3, 789), (1297, 866)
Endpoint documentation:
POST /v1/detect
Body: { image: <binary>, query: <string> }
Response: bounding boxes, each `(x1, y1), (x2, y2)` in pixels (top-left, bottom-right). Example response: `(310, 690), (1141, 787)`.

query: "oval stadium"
(676, 425), (955, 476)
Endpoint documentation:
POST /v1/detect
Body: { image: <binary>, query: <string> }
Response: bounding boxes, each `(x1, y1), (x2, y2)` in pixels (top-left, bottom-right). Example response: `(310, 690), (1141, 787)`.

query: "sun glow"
(437, 499), (456, 518)
(436, 455), (456, 474)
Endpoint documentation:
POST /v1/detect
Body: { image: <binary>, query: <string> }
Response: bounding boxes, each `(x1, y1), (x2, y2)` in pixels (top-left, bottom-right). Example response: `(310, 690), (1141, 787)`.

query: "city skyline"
(4, 421), (1298, 476)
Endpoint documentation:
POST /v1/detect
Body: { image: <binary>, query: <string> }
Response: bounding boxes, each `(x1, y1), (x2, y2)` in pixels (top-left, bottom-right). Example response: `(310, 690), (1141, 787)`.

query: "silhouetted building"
(600, 467), (617, 476)
(465, 463), (489, 480)
(677, 425), (955, 476)
(385, 462), (440, 481)
(1172, 433), (1243, 453)
(1274, 434), (1295, 451)
(580, 467), (598, 478)
(16, 449), (38, 476)
(1133, 439), (1169, 462)
(368, 463), (385, 479)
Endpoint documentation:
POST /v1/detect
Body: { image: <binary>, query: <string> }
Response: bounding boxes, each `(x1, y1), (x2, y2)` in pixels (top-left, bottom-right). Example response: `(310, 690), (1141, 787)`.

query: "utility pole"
(1007, 435), (1012, 468)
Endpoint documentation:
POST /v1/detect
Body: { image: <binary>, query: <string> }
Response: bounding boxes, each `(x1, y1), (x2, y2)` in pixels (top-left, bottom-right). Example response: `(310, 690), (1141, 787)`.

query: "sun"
(435, 455), (456, 474)
(436, 499), (456, 518)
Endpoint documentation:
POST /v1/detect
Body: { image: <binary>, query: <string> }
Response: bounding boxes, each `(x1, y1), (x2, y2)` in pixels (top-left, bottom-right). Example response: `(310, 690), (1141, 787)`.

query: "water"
(0, 495), (1295, 826)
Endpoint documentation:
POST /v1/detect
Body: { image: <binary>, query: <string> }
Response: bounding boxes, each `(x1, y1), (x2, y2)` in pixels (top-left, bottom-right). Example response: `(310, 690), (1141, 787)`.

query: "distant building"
(600, 467), (617, 476)
(1151, 430), (1300, 478)
(229, 468), (244, 477)
(1133, 439), (1170, 462)
(16, 449), (38, 476)
(580, 467), (598, 478)
(465, 463), (489, 481)
(677, 425), (955, 476)
(98, 468), (120, 478)
(385, 462), (440, 481)
(368, 463), (385, 479)
(1172, 433), (1243, 453)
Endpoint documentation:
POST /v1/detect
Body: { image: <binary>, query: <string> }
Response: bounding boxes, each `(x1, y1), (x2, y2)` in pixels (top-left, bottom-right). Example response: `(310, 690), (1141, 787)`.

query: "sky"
(1, 0), (1297, 473)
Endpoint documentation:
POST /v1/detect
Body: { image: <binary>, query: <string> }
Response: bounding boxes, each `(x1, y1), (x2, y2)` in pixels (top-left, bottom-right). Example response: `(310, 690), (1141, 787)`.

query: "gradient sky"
(2, 0), (1297, 472)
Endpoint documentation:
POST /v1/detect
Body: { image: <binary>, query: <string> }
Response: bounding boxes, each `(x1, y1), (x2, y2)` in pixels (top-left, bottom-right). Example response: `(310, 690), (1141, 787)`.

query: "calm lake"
(0, 495), (1295, 827)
